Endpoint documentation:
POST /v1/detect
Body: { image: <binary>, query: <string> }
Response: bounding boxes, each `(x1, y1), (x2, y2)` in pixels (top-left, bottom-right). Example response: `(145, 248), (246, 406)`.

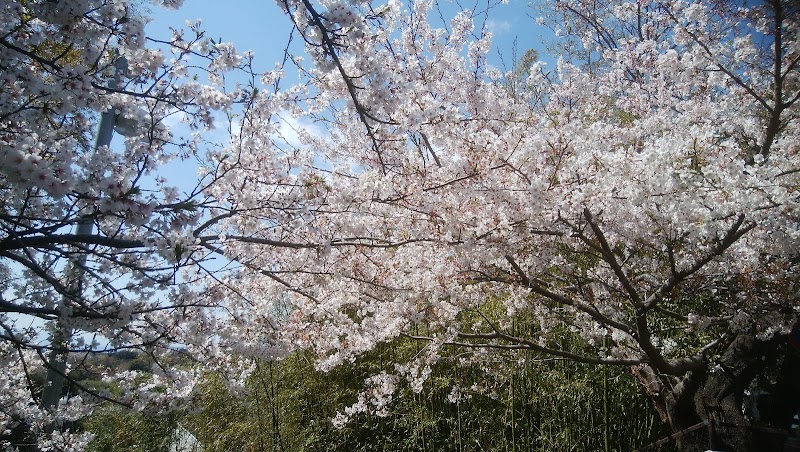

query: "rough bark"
(632, 334), (794, 451)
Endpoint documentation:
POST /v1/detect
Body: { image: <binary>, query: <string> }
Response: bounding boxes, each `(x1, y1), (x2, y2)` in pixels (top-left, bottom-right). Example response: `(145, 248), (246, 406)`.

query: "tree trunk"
(632, 334), (787, 452)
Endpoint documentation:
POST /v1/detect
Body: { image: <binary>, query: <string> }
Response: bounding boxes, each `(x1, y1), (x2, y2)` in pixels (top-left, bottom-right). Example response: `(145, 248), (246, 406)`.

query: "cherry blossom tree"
(0, 0), (270, 448)
(204, 0), (799, 450)
(3, 0), (798, 450)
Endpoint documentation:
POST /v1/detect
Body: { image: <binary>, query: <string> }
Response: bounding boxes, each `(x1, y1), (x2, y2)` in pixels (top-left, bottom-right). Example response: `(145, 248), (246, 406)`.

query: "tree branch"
(403, 332), (643, 366)
(0, 234), (144, 252)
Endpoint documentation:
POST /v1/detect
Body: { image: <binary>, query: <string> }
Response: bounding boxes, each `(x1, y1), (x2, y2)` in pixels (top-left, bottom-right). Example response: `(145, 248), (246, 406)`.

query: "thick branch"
(643, 214), (754, 310)
(0, 233), (144, 252)
(504, 255), (635, 335)
(582, 208), (643, 307)
(294, 0), (390, 171)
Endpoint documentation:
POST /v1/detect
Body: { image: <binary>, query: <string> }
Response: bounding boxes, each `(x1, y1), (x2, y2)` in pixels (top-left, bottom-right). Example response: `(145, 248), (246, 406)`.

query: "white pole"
(40, 56), (128, 427)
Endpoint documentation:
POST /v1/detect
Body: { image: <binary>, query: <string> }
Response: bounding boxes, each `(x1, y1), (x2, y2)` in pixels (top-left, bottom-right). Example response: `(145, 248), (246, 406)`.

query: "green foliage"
(83, 407), (179, 452)
(82, 335), (669, 451)
(512, 48), (539, 82)
(505, 48), (541, 97)
(80, 300), (670, 451)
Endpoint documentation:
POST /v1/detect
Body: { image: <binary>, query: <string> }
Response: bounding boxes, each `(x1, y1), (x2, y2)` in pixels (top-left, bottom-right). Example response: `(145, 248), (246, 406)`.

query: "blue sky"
(146, 1), (296, 71)
(145, 0), (551, 75)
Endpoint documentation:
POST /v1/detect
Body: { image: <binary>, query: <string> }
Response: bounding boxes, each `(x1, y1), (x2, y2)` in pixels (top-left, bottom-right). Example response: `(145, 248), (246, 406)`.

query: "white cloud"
(486, 19), (512, 35)
(273, 112), (326, 149)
